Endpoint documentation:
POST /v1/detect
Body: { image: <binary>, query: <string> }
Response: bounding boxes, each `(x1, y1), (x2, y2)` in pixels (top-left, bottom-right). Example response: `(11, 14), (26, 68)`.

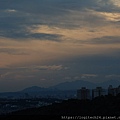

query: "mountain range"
(22, 79), (120, 91)
(0, 79), (120, 99)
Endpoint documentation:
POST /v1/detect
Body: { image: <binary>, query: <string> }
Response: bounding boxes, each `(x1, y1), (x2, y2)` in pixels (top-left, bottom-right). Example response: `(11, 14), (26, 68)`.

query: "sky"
(0, 0), (120, 92)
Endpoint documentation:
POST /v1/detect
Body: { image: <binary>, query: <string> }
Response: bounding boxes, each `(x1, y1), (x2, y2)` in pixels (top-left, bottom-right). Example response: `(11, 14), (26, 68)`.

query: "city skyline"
(0, 0), (120, 92)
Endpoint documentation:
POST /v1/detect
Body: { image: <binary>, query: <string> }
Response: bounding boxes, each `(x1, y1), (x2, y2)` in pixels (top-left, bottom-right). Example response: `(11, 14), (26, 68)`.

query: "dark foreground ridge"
(6, 94), (120, 116)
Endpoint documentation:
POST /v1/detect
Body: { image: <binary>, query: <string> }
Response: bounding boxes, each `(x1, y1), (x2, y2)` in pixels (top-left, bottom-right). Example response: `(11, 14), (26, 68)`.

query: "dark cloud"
(0, 0), (65, 40)
(29, 33), (62, 41)
(86, 36), (120, 44)
(10, 0), (117, 13)
(0, 28), (62, 41)
(0, 0), (120, 40)
(0, 12), (62, 41)
(0, 48), (29, 55)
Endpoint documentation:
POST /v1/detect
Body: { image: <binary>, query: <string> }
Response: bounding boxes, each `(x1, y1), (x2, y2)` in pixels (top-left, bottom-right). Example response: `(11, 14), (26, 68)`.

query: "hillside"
(8, 94), (120, 116)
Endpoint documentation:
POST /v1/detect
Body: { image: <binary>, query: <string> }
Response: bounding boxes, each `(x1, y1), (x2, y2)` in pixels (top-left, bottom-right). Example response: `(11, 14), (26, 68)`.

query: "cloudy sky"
(0, 0), (120, 92)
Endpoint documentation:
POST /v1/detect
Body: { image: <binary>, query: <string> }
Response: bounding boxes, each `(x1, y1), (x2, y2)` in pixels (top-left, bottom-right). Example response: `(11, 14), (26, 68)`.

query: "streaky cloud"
(86, 36), (120, 44)
(0, 48), (29, 55)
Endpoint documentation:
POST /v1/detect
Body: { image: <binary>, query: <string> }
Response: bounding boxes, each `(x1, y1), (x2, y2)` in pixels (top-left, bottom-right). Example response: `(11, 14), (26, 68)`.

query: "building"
(92, 87), (106, 98)
(108, 85), (116, 96)
(108, 85), (120, 96)
(77, 85), (120, 100)
(116, 85), (120, 95)
(77, 87), (90, 100)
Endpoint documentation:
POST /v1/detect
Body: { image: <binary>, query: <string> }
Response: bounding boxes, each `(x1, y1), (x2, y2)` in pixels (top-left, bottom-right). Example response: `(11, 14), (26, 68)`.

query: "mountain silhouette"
(49, 80), (96, 90)
(0, 79), (120, 99)
(22, 86), (46, 92)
